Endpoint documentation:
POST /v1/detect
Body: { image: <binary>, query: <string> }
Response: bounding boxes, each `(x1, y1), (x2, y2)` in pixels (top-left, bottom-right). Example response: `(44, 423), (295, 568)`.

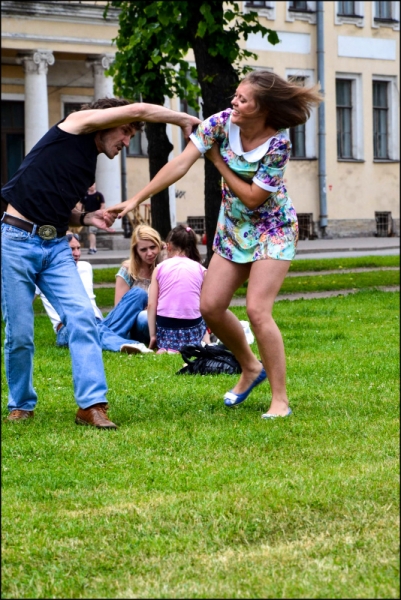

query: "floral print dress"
(190, 108), (298, 263)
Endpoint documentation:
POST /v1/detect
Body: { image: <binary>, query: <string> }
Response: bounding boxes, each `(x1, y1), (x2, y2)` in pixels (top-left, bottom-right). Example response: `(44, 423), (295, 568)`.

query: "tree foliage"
(105, 1), (279, 254)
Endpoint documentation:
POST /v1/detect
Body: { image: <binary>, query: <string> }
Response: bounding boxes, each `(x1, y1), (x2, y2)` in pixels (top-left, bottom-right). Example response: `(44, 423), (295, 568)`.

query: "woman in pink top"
(147, 225), (207, 353)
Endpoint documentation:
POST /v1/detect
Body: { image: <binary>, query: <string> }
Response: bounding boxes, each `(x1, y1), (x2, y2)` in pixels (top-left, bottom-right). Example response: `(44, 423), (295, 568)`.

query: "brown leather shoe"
(6, 409), (34, 421)
(75, 403), (117, 429)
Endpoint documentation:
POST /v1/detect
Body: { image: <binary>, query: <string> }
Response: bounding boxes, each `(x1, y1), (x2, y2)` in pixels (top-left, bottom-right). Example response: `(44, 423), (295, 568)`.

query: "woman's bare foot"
(264, 397), (290, 416)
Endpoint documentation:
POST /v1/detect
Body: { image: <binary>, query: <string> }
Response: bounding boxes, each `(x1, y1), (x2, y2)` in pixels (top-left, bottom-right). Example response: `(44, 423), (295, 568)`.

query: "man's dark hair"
(80, 97), (144, 131)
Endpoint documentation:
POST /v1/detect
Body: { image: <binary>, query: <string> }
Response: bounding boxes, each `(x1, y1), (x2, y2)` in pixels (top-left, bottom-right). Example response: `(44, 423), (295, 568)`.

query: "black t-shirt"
(1, 120), (98, 235)
(82, 191), (105, 213)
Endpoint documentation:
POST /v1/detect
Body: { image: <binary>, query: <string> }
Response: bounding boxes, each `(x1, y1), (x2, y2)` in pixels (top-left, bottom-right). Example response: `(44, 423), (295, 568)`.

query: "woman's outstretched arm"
(105, 141), (202, 219)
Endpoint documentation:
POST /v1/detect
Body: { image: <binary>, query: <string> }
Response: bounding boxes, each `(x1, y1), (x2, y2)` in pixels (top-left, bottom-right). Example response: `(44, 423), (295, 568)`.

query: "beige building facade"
(1, 0), (399, 240)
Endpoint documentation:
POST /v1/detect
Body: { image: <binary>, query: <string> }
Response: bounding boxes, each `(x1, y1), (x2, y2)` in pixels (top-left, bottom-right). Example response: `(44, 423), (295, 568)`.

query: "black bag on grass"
(176, 344), (241, 376)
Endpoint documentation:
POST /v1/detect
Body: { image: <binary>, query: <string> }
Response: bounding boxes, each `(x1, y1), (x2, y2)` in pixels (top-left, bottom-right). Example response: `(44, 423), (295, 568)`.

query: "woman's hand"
(148, 335), (158, 350)
(205, 143), (223, 167)
(105, 197), (140, 220)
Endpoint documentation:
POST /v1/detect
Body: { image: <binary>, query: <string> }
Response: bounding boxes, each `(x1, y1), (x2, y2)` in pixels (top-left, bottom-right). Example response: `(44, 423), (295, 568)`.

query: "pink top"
(156, 256), (206, 319)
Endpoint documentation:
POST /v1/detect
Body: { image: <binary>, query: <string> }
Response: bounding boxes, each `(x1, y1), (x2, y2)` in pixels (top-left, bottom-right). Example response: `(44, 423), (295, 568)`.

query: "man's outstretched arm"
(59, 102), (201, 139)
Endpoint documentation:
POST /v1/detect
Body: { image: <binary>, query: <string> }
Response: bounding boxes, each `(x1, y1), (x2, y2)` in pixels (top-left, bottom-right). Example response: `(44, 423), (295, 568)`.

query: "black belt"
(2, 214), (65, 240)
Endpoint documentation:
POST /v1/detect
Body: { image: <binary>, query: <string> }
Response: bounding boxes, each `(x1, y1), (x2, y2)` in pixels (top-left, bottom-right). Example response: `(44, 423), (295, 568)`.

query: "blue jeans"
(132, 309), (150, 345)
(1, 221), (108, 412)
(57, 287), (149, 352)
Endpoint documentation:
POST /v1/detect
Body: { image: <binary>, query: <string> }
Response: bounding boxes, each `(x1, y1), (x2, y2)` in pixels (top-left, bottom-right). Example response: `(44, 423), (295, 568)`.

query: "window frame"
(60, 94), (93, 121)
(127, 129), (148, 158)
(1, 97), (25, 187)
(243, 1), (276, 20)
(285, 69), (317, 160)
(372, 80), (389, 159)
(336, 79), (354, 159)
(335, 1), (364, 27)
(286, 1), (316, 24)
(372, 1), (399, 31)
(372, 75), (399, 162)
(335, 73), (364, 162)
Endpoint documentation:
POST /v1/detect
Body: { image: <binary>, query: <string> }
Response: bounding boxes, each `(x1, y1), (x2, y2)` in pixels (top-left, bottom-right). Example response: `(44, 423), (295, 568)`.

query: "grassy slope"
(2, 291), (399, 599)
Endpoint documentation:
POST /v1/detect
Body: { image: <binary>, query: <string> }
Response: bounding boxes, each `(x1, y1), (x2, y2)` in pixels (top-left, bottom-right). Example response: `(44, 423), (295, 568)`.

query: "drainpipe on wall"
(317, 1), (328, 237)
(120, 146), (130, 238)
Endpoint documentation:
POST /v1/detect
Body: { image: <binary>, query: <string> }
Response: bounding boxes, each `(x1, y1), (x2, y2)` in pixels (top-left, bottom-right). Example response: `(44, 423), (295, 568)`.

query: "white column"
(86, 54), (122, 229)
(18, 49), (54, 154)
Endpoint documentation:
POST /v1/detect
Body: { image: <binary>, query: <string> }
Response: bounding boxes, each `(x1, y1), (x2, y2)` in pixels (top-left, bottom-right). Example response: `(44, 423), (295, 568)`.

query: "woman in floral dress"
(107, 71), (322, 418)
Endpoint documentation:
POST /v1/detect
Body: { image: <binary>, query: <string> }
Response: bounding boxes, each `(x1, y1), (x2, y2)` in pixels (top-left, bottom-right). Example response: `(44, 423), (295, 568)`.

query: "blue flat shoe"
(224, 367), (267, 407)
(261, 408), (292, 419)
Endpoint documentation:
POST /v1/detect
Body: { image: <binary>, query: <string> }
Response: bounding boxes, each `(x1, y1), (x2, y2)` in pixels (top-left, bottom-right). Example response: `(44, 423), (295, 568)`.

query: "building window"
(373, 81), (389, 159)
(335, 1), (364, 26)
(375, 1), (392, 19)
(1, 101), (25, 187)
(286, 70), (317, 159)
(286, 1), (316, 23)
(289, 1), (308, 11)
(245, 1), (271, 6)
(127, 130), (148, 157)
(290, 124), (306, 158)
(337, 1), (357, 15)
(288, 77), (306, 158)
(64, 103), (83, 118)
(336, 79), (353, 159)
(244, 1), (276, 20)
(372, 1), (399, 29)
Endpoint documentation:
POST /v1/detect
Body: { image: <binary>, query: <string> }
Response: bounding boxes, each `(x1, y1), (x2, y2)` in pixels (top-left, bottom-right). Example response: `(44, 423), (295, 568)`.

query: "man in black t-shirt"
(81, 183), (105, 254)
(1, 97), (200, 429)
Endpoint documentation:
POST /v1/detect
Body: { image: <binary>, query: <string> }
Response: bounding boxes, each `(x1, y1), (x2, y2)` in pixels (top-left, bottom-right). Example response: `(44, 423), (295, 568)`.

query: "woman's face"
(231, 82), (259, 124)
(135, 239), (159, 266)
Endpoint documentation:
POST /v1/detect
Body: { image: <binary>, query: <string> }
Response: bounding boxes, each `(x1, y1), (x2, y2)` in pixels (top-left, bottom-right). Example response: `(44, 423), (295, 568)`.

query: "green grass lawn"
(92, 255), (400, 284)
(86, 267), (401, 311)
(2, 290), (399, 599)
(236, 268), (400, 297)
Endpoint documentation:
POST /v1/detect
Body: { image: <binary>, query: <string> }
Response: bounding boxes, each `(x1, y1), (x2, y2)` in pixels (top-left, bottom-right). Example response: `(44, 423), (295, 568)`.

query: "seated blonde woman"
(115, 225), (165, 344)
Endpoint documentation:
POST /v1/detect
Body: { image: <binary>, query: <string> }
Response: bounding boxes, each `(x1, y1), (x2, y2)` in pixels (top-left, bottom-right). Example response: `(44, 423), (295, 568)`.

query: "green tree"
(105, 1), (279, 257)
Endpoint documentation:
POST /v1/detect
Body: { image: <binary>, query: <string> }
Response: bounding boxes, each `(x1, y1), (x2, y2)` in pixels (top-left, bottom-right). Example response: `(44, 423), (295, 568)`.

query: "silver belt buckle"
(38, 225), (57, 240)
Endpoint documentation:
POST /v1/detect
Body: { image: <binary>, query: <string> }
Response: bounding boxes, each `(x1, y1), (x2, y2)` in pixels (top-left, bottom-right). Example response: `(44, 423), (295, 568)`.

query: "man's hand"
(85, 209), (116, 231)
(182, 115), (201, 141)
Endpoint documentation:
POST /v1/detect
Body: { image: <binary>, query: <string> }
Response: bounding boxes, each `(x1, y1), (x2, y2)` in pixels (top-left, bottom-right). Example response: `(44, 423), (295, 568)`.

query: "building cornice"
(2, 32), (116, 47)
(1, 1), (120, 24)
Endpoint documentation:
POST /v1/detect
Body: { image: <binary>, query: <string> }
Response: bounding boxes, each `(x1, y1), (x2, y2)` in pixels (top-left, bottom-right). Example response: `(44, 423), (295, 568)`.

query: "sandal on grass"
(224, 367), (267, 407)
(261, 408), (293, 419)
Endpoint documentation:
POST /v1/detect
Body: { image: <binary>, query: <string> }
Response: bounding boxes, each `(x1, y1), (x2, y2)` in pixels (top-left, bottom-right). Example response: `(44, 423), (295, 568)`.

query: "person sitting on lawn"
(147, 225), (208, 354)
(114, 224), (166, 345)
(35, 232), (153, 354)
(81, 183), (106, 255)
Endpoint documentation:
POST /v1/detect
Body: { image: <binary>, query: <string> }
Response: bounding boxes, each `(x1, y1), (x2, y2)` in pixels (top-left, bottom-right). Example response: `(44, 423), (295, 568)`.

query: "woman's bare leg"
(246, 258), (291, 415)
(200, 254), (263, 395)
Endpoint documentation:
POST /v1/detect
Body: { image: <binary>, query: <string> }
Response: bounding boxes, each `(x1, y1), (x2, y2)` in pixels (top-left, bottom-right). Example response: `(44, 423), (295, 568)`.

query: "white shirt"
(35, 260), (104, 333)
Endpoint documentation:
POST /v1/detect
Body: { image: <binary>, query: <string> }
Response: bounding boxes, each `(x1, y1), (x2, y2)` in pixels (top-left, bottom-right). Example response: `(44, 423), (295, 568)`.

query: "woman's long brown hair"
(241, 70), (323, 130)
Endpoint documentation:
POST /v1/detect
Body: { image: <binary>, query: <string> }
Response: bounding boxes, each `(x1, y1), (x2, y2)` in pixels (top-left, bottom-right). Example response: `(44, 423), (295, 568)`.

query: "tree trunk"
(187, 5), (239, 265)
(145, 121), (173, 240)
(143, 88), (173, 241)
